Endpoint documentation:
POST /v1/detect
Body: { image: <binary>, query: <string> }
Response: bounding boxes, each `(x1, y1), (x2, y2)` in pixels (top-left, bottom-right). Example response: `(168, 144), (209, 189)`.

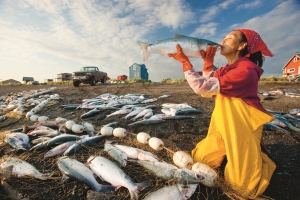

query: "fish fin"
(61, 174), (69, 183)
(1, 165), (13, 180)
(127, 158), (138, 163)
(98, 184), (115, 193)
(35, 174), (48, 180)
(174, 34), (185, 38)
(136, 182), (150, 192)
(137, 41), (151, 62)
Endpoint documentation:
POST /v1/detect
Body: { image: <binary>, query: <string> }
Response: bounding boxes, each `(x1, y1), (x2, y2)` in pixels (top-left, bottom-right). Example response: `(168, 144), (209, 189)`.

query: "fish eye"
(196, 174), (204, 180)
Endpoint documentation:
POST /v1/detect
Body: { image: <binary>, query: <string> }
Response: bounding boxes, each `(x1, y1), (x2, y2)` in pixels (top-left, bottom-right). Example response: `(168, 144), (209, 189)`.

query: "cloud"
(237, 0), (261, 10)
(199, 0), (237, 22)
(190, 22), (218, 37)
(1, 0), (299, 83)
(230, 0), (300, 76)
(0, 0), (198, 82)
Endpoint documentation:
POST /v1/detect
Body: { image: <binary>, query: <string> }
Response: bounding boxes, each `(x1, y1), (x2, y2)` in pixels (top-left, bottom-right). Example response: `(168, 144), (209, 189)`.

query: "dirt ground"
(0, 82), (300, 200)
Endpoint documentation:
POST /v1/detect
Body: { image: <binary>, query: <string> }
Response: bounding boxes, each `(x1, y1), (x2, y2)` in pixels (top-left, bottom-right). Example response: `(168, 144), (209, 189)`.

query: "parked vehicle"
(72, 66), (107, 87)
(287, 74), (300, 82)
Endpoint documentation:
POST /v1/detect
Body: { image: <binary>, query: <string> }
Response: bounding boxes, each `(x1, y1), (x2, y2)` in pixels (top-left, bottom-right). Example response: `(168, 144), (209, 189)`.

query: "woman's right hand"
(200, 46), (217, 71)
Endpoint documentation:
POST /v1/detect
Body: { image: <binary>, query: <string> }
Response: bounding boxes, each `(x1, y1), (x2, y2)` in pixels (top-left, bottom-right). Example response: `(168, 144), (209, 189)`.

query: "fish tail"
(129, 190), (139, 200)
(138, 41), (151, 62)
(130, 182), (149, 200)
(136, 182), (149, 192)
(35, 173), (49, 180)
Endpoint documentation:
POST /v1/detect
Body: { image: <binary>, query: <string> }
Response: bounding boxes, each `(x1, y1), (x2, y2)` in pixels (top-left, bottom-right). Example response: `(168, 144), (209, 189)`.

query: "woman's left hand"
(168, 44), (193, 72)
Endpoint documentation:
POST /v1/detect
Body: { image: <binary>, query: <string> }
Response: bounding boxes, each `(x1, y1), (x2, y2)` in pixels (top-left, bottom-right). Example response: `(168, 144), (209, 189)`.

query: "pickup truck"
(72, 66), (107, 87)
(287, 74), (300, 82)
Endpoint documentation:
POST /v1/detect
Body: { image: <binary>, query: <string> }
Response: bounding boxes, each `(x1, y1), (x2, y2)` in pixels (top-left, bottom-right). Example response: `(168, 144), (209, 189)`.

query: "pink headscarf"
(237, 28), (274, 57)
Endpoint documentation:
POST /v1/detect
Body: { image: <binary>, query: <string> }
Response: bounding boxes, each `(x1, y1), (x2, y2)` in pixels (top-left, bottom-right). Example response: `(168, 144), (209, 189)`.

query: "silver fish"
(106, 109), (131, 118)
(113, 144), (159, 162)
(162, 103), (193, 110)
(5, 132), (30, 150)
(81, 108), (101, 119)
(124, 107), (145, 119)
(46, 134), (81, 147)
(104, 141), (127, 167)
(162, 115), (195, 120)
(0, 157), (49, 180)
(136, 160), (178, 180)
(263, 123), (290, 134)
(31, 136), (52, 145)
(143, 183), (198, 200)
(0, 115), (6, 122)
(57, 156), (114, 193)
(128, 119), (165, 126)
(138, 34), (219, 61)
(136, 160), (203, 184)
(44, 141), (76, 158)
(133, 109), (153, 121)
(86, 156), (148, 200)
(63, 135), (105, 155)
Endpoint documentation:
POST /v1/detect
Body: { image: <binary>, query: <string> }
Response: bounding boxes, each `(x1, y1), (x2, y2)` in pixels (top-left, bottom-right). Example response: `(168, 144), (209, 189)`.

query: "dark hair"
(239, 31), (265, 68)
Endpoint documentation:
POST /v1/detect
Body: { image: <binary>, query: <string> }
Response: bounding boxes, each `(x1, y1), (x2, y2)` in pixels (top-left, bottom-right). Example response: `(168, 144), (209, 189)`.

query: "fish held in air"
(138, 34), (220, 61)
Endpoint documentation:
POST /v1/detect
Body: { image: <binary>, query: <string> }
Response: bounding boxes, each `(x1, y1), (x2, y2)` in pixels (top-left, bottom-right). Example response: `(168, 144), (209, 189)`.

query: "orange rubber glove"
(200, 46), (217, 72)
(168, 44), (193, 72)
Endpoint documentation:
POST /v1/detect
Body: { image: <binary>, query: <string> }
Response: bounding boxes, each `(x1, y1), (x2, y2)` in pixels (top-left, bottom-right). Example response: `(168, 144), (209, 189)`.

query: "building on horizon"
(56, 73), (72, 82)
(129, 63), (148, 80)
(0, 79), (21, 85)
(22, 77), (34, 84)
(282, 52), (300, 77)
(117, 75), (128, 81)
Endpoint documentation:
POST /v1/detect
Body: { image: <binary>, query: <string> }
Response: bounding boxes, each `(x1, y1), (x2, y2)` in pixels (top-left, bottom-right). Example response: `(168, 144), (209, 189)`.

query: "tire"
(101, 76), (106, 84)
(90, 77), (96, 86)
(73, 81), (80, 87)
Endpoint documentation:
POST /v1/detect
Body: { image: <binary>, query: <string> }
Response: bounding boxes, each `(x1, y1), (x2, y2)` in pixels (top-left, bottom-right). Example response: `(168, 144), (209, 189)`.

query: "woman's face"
(220, 30), (247, 56)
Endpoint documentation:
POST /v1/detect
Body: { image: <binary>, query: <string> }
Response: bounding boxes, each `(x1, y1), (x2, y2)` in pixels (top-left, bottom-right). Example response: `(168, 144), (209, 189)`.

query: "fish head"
(44, 150), (53, 158)
(86, 156), (96, 163)
(56, 156), (69, 164)
(173, 168), (201, 184)
(177, 184), (198, 200)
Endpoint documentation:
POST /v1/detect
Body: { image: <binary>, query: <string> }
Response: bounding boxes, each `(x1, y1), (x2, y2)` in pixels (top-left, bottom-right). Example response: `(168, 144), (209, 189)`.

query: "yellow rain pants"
(192, 94), (276, 199)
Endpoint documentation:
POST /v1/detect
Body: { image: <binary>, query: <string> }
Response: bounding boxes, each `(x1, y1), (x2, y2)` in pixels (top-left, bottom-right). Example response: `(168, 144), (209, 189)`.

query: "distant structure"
(44, 79), (53, 83)
(22, 77), (34, 84)
(129, 63), (148, 80)
(117, 75), (128, 81)
(282, 52), (300, 76)
(56, 73), (72, 82)
(0, 79), (21, 85)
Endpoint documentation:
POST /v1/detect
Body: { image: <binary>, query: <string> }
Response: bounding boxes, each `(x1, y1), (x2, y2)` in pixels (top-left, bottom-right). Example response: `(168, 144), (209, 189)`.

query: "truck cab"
(72, 66), (107, 87)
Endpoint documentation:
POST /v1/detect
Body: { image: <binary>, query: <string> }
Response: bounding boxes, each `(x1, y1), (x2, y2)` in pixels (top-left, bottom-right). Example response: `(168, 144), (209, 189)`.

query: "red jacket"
(214, 57), (266, 113)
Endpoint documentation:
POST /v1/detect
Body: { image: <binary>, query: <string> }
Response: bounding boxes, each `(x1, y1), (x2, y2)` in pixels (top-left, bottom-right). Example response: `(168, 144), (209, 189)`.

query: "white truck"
(72, 66), (107, 87)
(287, 74), (300, 82)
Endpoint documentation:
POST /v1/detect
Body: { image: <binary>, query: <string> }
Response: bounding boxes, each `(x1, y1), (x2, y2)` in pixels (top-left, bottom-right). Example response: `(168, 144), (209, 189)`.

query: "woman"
(168, 29), (276, 199)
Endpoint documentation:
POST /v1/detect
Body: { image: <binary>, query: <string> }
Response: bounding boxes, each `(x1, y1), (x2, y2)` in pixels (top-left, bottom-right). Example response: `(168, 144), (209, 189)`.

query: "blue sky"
(0, 0), (299, 82)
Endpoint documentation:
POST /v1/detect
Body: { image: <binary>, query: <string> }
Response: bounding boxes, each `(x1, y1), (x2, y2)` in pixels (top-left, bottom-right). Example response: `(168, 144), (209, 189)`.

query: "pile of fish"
(2, 119), (202, 200)
(263, 109), (300, 133)
(259, 88), (300, 98)
(1, 87), (300, 199)
(59, 93), (201, 126)
(0, 87), (57, 122)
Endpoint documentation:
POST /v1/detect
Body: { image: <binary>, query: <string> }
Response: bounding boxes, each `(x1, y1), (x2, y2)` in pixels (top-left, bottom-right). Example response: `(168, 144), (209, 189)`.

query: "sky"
(0, 0), (299, 83)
